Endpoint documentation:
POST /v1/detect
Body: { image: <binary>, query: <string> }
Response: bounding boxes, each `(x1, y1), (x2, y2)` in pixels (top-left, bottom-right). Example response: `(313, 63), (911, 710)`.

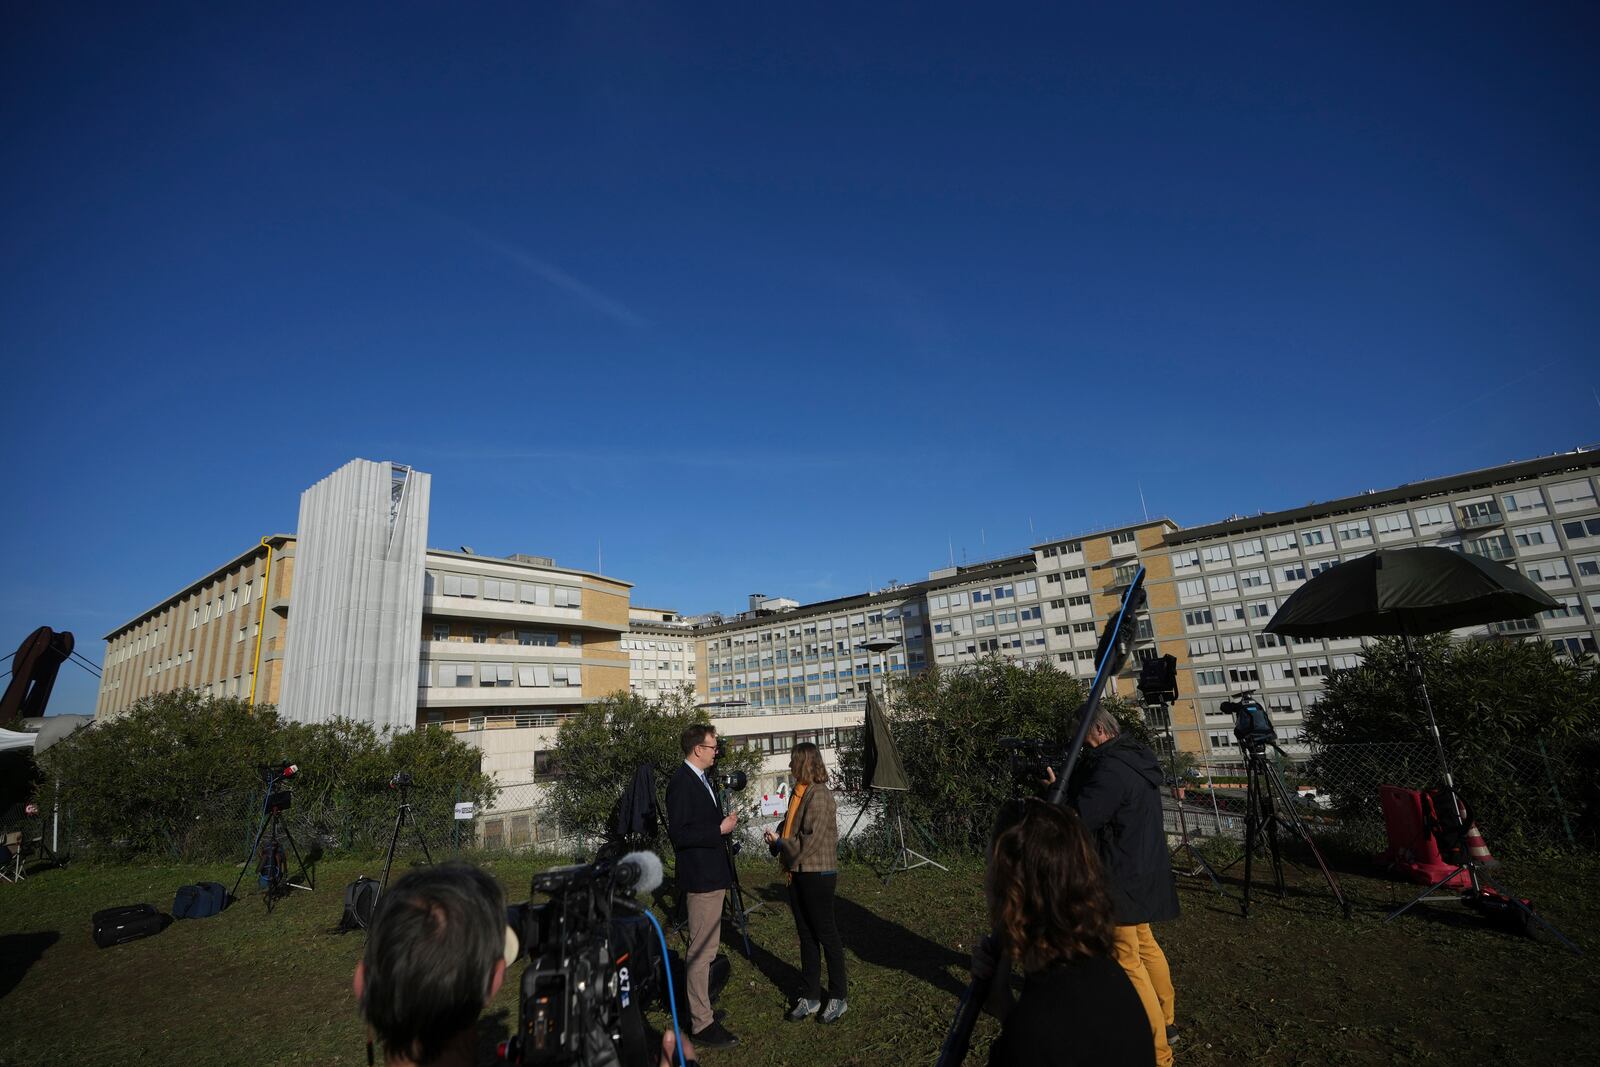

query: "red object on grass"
(1377, 785), (1472, 889)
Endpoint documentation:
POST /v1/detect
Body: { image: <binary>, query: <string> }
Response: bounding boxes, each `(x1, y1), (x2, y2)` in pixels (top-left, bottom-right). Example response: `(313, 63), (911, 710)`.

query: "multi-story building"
(624, 607), (699, 701)
(1156, 450), (1600, 754)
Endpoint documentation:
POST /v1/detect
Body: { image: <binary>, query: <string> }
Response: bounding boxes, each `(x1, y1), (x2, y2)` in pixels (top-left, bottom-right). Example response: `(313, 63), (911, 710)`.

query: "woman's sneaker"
(819, 998), (849, 1024)
(785, 998), (821, 1022)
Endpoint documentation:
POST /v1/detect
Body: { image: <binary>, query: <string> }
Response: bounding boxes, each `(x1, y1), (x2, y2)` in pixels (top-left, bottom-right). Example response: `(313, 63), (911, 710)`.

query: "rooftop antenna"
(1138, 482), (1149, 522)
(597, 537), (603, 574)
(1028, 516), (1035, 540)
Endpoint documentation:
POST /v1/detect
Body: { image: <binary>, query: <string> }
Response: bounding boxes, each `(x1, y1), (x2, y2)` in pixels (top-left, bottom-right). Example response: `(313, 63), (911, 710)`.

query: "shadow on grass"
(0, 931), (59, 1000)
(747, 880), (969, 999)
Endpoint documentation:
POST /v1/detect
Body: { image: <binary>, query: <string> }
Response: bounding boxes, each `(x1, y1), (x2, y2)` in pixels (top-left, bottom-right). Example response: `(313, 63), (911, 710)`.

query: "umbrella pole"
(1402, 629), (1479, 895)
(1402, 630), (1457, 792)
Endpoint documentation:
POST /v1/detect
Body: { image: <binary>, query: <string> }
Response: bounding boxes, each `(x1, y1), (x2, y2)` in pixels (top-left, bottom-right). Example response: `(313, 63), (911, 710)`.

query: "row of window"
(430, 573), (583, 608)
(422, 662), (582, 688)
(712, 610), (919, 649)
(931, 580), (1041, 612)
(1172, 482), (1599, 570)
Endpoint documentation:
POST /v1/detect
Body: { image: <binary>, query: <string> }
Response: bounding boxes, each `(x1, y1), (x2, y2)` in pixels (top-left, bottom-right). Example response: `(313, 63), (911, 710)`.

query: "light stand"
(1146, 698), (1225, 897)
(858, 637), (947, 884)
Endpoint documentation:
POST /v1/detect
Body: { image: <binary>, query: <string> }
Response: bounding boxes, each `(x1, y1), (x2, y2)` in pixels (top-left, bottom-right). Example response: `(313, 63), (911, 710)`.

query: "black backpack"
(258, 838), (288, 890)
(340, 877), (381, 931)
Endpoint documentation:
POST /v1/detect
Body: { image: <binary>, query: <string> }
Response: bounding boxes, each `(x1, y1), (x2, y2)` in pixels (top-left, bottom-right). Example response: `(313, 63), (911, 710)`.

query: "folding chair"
(0, 831), (24, 882)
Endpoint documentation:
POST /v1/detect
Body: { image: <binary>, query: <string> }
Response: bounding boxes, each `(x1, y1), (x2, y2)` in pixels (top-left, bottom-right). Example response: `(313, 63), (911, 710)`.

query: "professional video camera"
(998, 738), (1068, 797)
(707, 738), (747, 793)
(1222, 690), (1276, 752)
(501, 849), (669, 1067)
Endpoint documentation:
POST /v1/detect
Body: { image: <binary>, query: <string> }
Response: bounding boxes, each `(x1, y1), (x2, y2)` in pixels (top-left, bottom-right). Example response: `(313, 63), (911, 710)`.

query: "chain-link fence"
(1170, 737), (1591, 855)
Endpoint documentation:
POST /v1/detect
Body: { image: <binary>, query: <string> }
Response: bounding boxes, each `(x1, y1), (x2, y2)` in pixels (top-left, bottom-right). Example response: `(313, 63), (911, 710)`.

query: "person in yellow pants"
(1055, 710), (1181, 1066)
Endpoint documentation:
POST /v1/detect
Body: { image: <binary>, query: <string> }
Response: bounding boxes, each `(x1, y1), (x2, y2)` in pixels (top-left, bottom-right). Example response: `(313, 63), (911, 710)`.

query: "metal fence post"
(1535, 737), (1578, 849)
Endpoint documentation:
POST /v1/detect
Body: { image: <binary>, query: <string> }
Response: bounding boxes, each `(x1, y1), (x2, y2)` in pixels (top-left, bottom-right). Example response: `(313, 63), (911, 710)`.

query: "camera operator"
(665, 723), (739, 1050)
(972, 799), (1153, 1066)
(354, 862), (509, 1067)
(1048, 710), (1180, 1067)
(357, 861), (694, 1067)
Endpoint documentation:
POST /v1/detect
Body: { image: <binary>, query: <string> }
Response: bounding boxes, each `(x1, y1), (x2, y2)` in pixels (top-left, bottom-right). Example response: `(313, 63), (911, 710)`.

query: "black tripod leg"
(380, 804), (406, 893)
(1385, 864), (1469, 923)
(1242, 772), (1257, 919)
(278, 814), (314, 890)
(723, 845), (752, 959)
(410, 806), (435, 866)
(232, 806), (272, 900)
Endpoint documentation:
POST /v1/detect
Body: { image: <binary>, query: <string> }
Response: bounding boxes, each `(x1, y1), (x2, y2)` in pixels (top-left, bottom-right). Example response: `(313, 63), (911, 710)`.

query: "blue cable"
(641, 908), (689, 1067)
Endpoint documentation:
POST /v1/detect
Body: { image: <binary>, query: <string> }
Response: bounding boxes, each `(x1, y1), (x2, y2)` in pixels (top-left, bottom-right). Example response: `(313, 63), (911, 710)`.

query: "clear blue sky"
(4, 3), (1597, 713)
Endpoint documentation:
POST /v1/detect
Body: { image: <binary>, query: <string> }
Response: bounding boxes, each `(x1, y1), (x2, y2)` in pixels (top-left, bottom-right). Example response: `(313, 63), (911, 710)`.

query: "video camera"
(998, 738), (1068, 797)
(501, 849), (667, 1067)
(389, 771), (413, 789)
(1223, 690), (1276, 752)
(707, 739), (747, 793)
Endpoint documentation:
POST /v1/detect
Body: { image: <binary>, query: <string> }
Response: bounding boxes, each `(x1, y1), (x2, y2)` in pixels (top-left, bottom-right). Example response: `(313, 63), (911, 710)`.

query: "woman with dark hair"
(763, 741), (848, 1024)
(976, 799), (1154, 1067)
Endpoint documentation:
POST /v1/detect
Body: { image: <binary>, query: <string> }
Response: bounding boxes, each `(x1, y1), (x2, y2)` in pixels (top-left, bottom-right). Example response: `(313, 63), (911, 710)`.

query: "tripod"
(232, 771), (314, 909)
(378, 780), (435, 894)
(716, 782), (757, 959)
(1228, 742), (1349, 919)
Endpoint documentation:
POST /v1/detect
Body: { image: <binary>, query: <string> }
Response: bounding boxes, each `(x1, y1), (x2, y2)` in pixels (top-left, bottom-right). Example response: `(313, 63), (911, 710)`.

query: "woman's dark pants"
(789, 871), (847, 1002)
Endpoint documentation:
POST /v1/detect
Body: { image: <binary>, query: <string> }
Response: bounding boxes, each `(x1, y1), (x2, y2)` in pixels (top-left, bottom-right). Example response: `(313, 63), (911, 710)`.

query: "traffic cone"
(1464, 822), (1498, 867)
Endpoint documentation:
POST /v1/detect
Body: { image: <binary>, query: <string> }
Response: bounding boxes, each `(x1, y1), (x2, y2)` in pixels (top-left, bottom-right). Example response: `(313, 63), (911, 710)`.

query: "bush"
(38, 689), (495, 860)
(1304, 637), (1600, 848)
(544, 687), (763, 844)
(837, 656), (1157, 852)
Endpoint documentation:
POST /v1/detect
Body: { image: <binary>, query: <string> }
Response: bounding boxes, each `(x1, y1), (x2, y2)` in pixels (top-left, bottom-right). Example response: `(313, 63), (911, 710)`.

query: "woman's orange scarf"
(779, 783), (809, 879)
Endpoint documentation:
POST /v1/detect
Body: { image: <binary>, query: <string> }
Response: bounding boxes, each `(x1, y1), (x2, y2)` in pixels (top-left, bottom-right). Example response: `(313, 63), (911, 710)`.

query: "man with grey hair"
(355, 862), (509, 1067)
(1052, 708), (1181, 1067)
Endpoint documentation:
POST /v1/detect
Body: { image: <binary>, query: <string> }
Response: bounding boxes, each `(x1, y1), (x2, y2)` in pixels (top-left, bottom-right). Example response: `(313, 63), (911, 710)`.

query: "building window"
(432, 623), (450, 641)
(1110, 531), (1136, 545)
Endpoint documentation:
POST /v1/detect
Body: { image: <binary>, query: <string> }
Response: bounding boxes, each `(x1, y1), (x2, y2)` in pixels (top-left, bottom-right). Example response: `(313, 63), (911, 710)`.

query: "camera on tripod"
(389, 771), (413, 789)
(706, 738), (747, 793)
(501, 850), (665, 1067)
(1222, 690), (1276, 752)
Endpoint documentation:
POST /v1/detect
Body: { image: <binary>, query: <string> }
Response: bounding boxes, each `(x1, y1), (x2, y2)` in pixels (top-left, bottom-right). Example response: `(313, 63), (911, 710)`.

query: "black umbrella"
(1265, 547), (1557, 639)
(1265, 547), (1557, 818)
(861, 686), (910, 792)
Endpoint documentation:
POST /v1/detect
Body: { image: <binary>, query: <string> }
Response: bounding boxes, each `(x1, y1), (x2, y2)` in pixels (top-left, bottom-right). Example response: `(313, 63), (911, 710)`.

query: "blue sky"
(4, 3), (1597, 714)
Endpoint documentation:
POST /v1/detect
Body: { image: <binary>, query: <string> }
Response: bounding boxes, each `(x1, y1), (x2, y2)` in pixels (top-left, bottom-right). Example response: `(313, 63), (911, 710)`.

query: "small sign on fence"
(453, 802), (476, 821)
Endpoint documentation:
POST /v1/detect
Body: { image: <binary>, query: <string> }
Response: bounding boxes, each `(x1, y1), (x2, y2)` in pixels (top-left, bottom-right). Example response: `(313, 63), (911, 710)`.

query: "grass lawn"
(1, 846), (1597, 1066)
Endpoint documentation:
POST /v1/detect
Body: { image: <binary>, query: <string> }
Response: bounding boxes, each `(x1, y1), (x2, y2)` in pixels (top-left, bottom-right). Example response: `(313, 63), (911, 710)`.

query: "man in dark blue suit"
(666, 722), (739, 1049)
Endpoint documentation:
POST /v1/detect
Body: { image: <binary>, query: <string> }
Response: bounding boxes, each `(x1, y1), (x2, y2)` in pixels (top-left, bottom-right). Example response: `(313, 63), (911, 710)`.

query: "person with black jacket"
(972, 799), (1153, 1067)
(1065, 709), (1181, 1067)
(666, 723), (739, 1050)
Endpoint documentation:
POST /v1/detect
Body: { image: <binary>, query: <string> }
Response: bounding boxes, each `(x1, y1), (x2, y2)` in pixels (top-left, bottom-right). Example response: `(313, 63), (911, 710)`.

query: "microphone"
(281, 764), (298, 779)
(614, 850), (664, 895)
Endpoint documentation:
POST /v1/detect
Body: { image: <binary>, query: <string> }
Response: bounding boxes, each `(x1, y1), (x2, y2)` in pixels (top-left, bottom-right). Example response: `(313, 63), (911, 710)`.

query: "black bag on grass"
(173, 881), (227, 919)
(92, 903), (165, 948)
(340, 876), (381, 931)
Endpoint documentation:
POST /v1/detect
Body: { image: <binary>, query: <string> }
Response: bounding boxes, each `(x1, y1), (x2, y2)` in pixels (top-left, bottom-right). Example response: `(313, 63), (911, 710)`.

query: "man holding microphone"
(666, 723), (740, 1050)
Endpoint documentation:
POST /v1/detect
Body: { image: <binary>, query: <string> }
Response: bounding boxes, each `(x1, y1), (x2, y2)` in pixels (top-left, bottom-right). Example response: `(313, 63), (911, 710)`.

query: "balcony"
(1457, 508), (1505, 530)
